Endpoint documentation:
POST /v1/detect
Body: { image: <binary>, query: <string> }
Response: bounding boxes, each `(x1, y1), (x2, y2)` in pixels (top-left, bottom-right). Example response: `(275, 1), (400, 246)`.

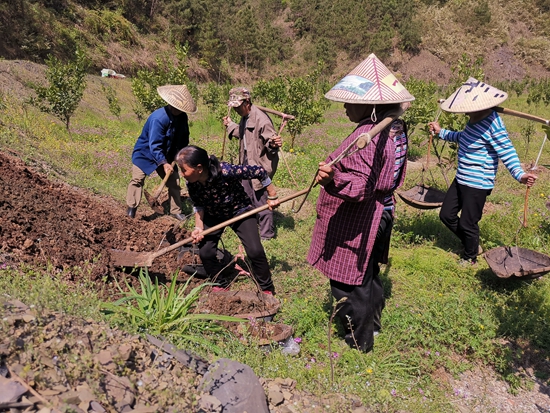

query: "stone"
(90, 401), (107, 412)
(0, 376), (27, 403)
(268, 387), (284, 406)
(199, 358), (269, 413)
(198, 394), (222, 413)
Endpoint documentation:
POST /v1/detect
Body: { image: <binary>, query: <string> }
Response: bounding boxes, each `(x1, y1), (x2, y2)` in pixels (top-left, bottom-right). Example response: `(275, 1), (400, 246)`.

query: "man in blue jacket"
(126, 85), (196, 220)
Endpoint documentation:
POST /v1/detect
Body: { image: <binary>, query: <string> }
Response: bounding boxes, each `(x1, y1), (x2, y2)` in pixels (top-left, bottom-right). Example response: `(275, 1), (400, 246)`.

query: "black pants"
(330, 209), (393, 353)
(439, 179), (491, 262)
(199, 214), (274, 293)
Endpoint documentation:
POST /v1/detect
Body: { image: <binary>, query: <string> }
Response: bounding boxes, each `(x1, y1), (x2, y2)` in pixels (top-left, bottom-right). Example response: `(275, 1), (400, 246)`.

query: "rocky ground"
(2, 150), (550, 412)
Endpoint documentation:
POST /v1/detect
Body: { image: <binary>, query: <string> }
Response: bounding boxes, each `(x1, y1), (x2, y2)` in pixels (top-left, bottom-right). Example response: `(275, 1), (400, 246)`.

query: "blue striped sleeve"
(487, 116), (524, 182)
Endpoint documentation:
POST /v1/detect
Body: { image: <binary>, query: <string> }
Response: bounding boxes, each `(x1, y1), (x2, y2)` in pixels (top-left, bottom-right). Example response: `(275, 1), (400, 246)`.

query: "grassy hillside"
(2, 0), (550, 84)
(2, 57), (550, 411)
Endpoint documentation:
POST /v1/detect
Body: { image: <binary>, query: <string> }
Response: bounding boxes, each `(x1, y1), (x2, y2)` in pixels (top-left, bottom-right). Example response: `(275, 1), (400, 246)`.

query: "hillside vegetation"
(2, 0), (550, 84)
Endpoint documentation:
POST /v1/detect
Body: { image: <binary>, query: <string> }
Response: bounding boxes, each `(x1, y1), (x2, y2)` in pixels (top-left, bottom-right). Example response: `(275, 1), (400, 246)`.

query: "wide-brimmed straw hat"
(325, 53), (415, 104)
(157, 85), (197, 114)
(440, 78), (507, 113)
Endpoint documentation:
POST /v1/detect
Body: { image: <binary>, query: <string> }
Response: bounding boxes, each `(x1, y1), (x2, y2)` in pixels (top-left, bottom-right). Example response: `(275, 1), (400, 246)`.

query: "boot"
(127, 206), (137, 218)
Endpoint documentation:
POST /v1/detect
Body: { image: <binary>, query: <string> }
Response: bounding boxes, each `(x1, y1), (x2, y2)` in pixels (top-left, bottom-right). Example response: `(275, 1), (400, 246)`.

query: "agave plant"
(102, 268), (244, 346)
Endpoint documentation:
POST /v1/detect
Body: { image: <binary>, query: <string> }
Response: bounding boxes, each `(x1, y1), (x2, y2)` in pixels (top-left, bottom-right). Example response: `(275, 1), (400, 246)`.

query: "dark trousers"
(199, 214), (274, 293)
(330, 210), (393, 353)
(439, 179), (491, 261)
(242, 180), (274, 240)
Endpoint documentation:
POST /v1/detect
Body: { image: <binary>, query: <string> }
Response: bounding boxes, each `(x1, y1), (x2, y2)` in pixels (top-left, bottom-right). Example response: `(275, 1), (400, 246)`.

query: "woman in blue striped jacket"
(429, 78), (537, 265)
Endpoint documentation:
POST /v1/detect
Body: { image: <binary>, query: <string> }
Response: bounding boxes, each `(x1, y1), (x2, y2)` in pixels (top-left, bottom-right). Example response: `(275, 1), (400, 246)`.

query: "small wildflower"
(435, 351), (440, 356)
(331, 352), (339, 358)
(305, 364), (311, 369)
(366, 368), (373, 374)
(294, 337), (302, 343)
(425, 351), (431, 356)
(310, 357), (316, 363)
(480, 325), (484, 330)
(419, 388), (424, 395)
(391, 389), (397, 396)
(0, 263), (7, 270)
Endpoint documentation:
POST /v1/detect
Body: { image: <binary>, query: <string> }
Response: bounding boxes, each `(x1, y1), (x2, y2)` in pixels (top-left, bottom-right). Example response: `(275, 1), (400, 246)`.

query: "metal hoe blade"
(144, 189), (164, 215)
(109, 250), (154, 267)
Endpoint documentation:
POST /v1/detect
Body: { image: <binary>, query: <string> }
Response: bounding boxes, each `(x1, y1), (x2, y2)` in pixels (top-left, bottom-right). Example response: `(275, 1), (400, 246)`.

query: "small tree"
(253, 65), (329, 148)
(29, 47), (89, 130)
(101, 81), (121, 119)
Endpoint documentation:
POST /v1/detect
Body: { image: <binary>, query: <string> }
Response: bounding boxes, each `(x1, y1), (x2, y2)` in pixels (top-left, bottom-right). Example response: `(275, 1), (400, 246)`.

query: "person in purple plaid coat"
(307, 54), (415, 353)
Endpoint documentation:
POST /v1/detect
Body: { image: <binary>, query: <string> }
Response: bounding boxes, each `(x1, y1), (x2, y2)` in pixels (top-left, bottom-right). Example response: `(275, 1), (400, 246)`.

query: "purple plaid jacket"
(307, 119), (407, 285)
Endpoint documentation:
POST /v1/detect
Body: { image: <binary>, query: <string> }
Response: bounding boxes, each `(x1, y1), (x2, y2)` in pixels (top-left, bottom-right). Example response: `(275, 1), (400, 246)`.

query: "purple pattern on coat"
(187, 162), (268, 220)
(307, 119), (407, 285)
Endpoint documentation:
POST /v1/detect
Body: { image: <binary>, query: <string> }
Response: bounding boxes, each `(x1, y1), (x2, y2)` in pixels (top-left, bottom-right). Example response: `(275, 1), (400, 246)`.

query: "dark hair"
(176, 145), (220, 179)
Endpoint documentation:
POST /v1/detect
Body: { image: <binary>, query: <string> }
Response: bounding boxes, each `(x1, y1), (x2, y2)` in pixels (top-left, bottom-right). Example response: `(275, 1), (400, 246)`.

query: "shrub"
(29, 46), (89, 130)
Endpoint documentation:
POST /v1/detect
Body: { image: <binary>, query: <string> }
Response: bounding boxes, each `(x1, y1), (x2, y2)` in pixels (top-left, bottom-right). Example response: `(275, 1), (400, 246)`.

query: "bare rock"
(198, 394), (222, 413)
(268, 387), (285, 406)
(199, 358), (269, 413)
(0, 376), (26, 403)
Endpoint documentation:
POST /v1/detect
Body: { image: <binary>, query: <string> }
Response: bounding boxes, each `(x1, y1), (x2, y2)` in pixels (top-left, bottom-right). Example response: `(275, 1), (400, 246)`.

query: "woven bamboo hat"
(440, 78), (508, 113)
(325, 53), (415, 104)
(157, 85), (197, 114)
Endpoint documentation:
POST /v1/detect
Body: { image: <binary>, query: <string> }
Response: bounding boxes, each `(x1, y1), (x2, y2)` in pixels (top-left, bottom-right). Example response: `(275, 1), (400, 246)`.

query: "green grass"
(3, 75), (550, 411)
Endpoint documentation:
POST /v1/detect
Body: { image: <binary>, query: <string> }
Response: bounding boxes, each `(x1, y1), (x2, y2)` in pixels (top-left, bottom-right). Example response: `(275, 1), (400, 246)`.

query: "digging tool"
(144, 161), (176, 214)
(220, 107), (231, 161)
(292, 108), (404, 213)
(436, 99), (550, 125)
(110, 187), (310, 267)
(523, 125), (549, 224)
(255, 105), (296, 120)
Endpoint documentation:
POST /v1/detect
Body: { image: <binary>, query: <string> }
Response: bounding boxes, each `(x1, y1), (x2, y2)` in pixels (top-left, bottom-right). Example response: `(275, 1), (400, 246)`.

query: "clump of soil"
(236, 321), (293, 345)
(198, 290), (281, 319)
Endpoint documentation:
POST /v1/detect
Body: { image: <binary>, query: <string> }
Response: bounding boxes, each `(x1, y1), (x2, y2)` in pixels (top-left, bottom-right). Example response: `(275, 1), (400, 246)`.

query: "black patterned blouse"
(187, 162), (271, 220)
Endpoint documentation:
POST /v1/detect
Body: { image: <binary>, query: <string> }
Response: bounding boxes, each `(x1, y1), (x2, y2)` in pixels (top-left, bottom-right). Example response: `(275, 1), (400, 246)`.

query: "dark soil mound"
(0, 150), (193, 296)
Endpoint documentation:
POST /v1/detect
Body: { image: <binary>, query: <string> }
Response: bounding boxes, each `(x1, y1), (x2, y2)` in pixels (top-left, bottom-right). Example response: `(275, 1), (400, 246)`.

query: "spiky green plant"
(102, 268), (244, 343)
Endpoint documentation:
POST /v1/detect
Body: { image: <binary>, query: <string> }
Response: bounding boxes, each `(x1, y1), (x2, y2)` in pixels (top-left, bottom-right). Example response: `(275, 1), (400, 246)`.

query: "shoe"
(211, 286), (229, 292)
(171, 213), (187, 221)
(458, 258), (476, 267)
(127, 207), (137, 218)
(373, 330), (380, 337)
(262, 290), (274, 296)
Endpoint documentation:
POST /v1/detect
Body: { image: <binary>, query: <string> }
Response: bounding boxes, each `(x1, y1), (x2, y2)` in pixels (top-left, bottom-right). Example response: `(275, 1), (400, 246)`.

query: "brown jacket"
(227, 105), (279, 191)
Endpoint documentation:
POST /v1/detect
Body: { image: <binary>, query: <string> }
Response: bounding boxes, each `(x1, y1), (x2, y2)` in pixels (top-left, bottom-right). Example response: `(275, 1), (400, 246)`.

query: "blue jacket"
(132, 106), (190, 175)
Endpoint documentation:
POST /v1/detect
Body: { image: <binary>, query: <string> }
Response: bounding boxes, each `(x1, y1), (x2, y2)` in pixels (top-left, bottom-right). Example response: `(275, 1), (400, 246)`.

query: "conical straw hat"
(325, 53), (415, 104)
(157, 85), (197, 114)
(440, 78), (507, 113)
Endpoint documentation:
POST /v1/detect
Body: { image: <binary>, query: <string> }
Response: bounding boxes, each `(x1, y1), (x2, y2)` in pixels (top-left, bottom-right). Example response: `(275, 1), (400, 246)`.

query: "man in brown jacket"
(223, 87), (282, 240)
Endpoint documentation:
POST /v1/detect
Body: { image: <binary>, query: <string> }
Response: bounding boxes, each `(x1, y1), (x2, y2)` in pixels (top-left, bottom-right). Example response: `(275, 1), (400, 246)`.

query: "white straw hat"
(325, 53), (415, 104)
(440, 78), (508, 113)
(157, 85), (197, 114)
